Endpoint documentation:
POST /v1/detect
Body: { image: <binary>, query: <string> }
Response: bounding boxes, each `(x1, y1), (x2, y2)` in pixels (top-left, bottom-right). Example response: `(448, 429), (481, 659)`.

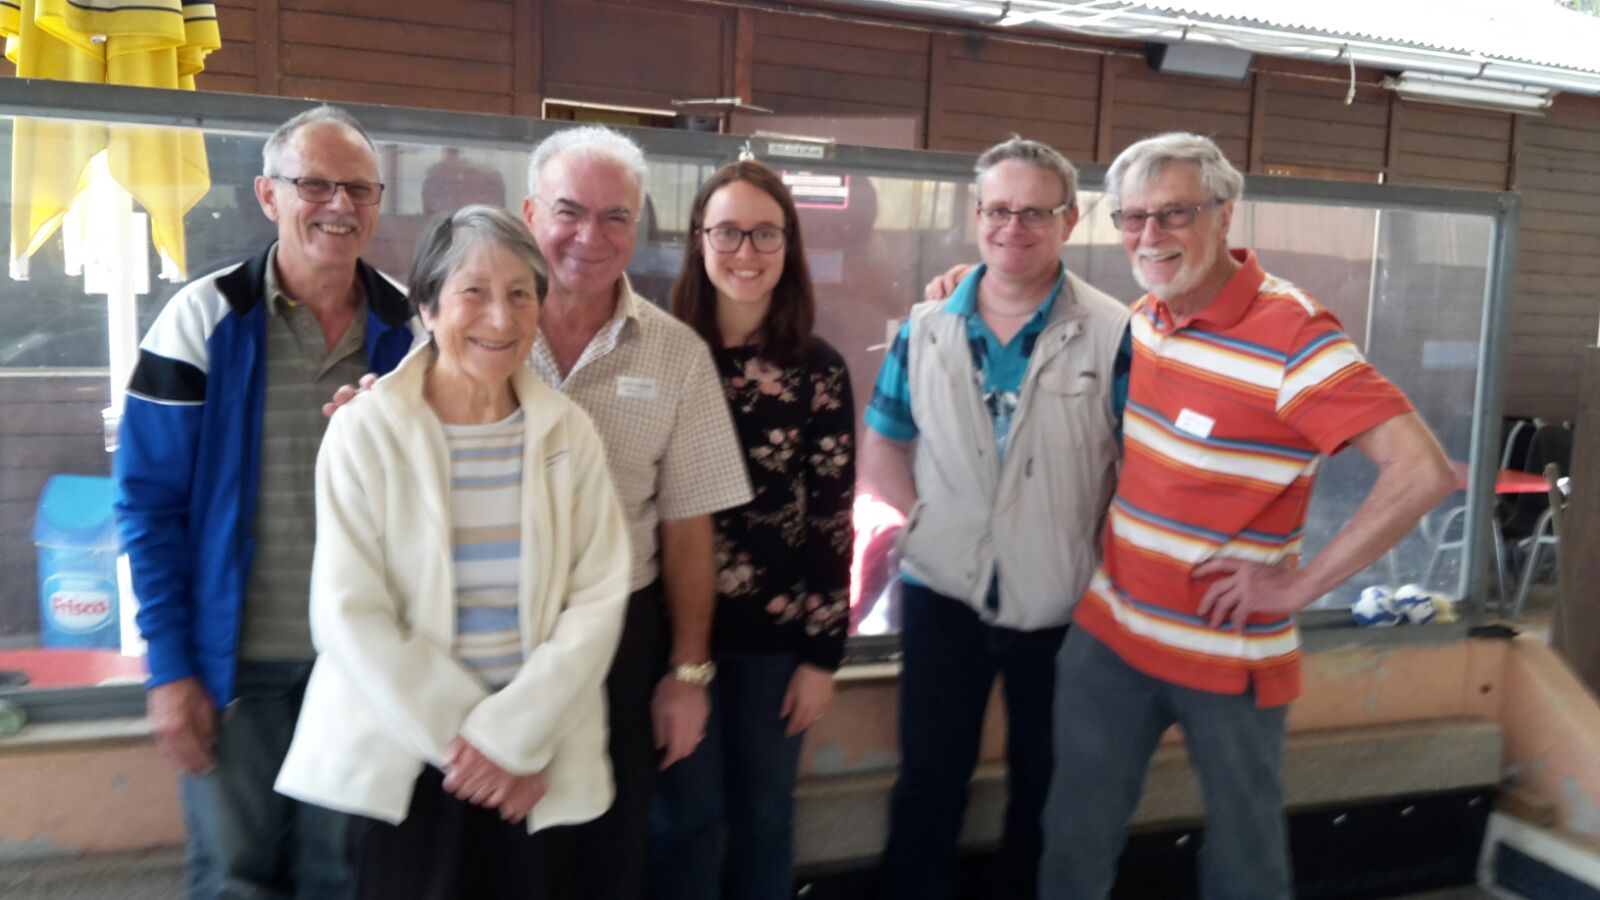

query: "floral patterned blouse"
(710, 338), (856, 671)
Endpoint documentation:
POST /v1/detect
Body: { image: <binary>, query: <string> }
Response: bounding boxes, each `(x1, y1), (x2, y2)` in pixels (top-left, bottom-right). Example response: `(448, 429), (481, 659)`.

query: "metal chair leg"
(1512, 511), (1556, 620)
(1491, 518), (1511, 611)
(1422, 506), (1467, 590)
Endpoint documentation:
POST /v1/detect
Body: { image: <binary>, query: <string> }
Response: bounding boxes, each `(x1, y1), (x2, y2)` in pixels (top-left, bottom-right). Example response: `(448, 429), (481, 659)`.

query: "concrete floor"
(0, 850), (1497, 900)
(0, 849), (184, 900)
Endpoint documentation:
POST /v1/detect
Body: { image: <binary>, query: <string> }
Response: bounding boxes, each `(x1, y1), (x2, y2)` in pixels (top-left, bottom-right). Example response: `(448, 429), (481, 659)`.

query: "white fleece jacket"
(275, 345), (631, 833)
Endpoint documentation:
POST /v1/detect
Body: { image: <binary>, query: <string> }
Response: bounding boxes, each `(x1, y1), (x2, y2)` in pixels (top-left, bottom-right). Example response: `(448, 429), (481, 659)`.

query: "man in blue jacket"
(114, 105), (417, 899)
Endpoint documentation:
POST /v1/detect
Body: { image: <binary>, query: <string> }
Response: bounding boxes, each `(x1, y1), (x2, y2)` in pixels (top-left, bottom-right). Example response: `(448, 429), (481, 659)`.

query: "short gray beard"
(1131, 238), (1218, 302)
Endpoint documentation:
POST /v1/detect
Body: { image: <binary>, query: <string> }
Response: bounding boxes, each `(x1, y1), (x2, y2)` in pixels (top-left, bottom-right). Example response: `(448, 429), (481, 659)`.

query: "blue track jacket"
(114, 245), (417, 708)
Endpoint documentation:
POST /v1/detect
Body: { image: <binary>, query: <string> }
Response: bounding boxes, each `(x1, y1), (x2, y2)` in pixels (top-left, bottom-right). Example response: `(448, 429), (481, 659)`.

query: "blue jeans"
(649, 654), (805, 900)
(884, 582), (1066, 900)
(180, 660), (351, 900)
(1040, 628), (1292, 900)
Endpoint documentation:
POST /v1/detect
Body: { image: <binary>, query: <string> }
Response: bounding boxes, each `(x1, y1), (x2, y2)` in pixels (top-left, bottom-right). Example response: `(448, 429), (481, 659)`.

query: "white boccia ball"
(1352, 585), (1400, 626)
(1392, 583), (1437, 625)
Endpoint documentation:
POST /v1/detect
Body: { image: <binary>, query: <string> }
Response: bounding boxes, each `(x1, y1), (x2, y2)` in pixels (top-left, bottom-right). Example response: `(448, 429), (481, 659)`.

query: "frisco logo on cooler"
(47, 588), (113, 631)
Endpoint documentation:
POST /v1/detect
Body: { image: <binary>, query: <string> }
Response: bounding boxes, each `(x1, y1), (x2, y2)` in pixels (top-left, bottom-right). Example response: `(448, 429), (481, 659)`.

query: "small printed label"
(1174, 408), (1215, 439)
(49, 589), (114, 632)
(765, 140), (829, 160)
(616, 376), (658, 401)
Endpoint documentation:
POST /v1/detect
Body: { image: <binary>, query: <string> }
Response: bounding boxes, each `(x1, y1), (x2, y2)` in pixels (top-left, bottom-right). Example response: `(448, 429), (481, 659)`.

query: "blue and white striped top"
(443, 409), (526, 689)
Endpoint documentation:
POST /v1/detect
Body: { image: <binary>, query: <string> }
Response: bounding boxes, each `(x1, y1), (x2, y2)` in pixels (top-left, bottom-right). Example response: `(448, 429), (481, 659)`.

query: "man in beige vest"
(861, 137), (1130, 900)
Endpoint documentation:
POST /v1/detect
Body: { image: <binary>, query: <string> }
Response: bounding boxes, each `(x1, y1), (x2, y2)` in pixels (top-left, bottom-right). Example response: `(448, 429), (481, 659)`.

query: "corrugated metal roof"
(835, 0), (1600, 92)
(1142, 0), (1600, 75)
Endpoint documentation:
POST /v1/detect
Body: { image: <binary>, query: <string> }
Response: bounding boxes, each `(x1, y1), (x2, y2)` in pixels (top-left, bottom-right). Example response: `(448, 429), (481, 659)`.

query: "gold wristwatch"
(670, 661), (716, 687)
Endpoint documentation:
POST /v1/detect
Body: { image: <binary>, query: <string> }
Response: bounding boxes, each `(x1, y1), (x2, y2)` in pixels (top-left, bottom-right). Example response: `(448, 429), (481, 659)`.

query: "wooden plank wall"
(1554, 348), (1600, 694)
(750, 10), (930, 129)
(1388, 105), (1515, 191)
(1257, 75), (1389, 179)
(210, 0), (523, 114)
(1508, 96), (1600, 420)
(1109, 54), (1252, 166)
(926, 33), (1099, 159)
(542, 0), (734, 112)
(2, 0), (1599, 419)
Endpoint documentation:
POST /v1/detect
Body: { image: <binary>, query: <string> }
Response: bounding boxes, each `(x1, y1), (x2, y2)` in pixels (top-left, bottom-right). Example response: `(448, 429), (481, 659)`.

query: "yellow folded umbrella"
(3, 0), (105, 273)
(3, 0), (219, 278)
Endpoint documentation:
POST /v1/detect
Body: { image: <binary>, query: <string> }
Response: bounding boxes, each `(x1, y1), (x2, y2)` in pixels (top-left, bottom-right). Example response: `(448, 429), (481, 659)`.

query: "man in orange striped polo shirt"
(1039, 133), (1456, 899)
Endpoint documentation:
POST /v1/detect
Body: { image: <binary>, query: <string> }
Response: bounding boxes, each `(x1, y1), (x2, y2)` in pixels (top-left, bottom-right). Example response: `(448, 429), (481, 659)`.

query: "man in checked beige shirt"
(522, 127), (752, 900)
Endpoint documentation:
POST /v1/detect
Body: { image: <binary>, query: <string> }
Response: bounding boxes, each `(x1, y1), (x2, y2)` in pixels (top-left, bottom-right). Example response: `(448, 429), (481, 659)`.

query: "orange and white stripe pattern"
(1074, 249), (1414, 707)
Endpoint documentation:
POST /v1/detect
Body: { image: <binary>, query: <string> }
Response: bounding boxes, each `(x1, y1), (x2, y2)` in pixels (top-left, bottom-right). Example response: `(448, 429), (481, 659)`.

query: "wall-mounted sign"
(782, 172), (850, 211)
(765, 140), (829, 160)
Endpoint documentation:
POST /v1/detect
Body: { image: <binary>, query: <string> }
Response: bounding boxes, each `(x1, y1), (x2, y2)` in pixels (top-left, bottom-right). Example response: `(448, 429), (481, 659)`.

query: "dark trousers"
(883, 582), (1067, 900)
(348, 766), (573, 900)
(567, 581), (667, 900)
(180, 660), (350, 900)
(649, 654), (806, 900)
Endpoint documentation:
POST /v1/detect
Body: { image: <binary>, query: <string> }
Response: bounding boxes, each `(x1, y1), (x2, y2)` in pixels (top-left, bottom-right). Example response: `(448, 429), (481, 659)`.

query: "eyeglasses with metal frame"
(1110, 198), (1226, 234)
(698, 224), (788, 254)
(271, 175), (385, 207)
(976, 201), (1072, 228)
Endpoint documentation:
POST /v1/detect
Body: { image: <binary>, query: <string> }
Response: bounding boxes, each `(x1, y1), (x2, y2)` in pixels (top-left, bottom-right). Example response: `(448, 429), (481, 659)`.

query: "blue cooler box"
(33, 475), (122, 649)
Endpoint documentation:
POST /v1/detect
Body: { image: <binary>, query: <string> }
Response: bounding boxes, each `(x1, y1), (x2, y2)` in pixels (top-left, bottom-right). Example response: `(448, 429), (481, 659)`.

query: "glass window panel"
(0, 105), (1510, 695)
(1306, 209), (1491, 605)
(2, 118), (280, 693)
(1073, 192), (1490, 608)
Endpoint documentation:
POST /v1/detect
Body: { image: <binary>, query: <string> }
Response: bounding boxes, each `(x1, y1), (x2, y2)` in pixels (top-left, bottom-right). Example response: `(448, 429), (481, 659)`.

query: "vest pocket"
(1033, 368), (1101, 447)
(1037, 369), (1099, 395)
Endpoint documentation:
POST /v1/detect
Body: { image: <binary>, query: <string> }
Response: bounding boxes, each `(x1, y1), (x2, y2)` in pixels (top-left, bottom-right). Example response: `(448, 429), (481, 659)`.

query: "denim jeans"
(649, 653), (806, 900)
(1040, 628), (1292, 900)
(180, 660), (351, 900)
(884, 582), (1066, 900)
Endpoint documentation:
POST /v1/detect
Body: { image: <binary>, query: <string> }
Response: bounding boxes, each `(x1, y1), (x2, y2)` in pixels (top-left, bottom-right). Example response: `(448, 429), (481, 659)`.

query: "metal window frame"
(0, 78), (1517, 700)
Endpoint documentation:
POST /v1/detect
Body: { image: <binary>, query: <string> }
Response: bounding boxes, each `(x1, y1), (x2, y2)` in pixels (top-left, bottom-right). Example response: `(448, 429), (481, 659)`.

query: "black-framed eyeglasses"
(698, 224), (787, 254)
(976, 201), (1071, 228)
(272, 175), (385, 207)
(1110, 198), (1225, 234)
(534, 195), (638, 232)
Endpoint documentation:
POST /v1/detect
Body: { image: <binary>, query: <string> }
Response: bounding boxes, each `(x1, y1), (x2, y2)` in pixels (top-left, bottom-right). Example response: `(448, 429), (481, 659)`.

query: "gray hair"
(1105, 132), (1245, 205)
(526, 125), (648, 199)
(975, 136), (1079, 210)
(261, 105), (376, 177)
(407, 205), (547, 318)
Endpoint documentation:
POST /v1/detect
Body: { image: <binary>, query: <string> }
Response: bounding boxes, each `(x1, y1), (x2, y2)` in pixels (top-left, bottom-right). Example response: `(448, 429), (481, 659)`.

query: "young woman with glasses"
(650, 160), (856, 900)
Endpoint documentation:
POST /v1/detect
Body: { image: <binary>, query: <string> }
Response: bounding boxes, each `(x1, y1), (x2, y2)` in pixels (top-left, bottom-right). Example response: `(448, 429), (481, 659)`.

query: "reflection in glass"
(0, 110), (1507, 680)
(1071, 194), (1490, 607)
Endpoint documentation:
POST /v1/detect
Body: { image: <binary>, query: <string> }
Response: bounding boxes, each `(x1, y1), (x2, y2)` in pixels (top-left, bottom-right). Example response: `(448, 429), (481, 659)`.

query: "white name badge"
(1174, 408), (1216, 440)
(616, 376), (659, 401)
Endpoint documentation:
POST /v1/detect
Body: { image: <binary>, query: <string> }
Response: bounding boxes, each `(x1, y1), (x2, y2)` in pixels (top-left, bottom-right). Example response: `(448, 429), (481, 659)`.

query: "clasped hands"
(442, 736), (548, 825)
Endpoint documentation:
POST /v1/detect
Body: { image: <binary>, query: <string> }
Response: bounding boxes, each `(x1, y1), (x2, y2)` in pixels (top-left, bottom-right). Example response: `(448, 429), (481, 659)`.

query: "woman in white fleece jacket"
(275, 205), (630, 899)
